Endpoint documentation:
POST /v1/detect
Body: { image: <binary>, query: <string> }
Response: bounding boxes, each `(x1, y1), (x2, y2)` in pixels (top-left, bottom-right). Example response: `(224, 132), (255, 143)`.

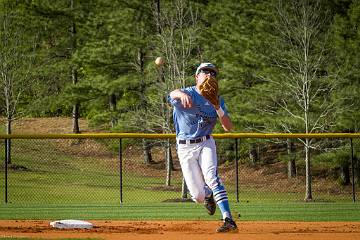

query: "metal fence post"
(119, 138), (123, 205)
(4, 139), (8, 203)
(351, 138), (356, 202)
(235, 138), (239, 203)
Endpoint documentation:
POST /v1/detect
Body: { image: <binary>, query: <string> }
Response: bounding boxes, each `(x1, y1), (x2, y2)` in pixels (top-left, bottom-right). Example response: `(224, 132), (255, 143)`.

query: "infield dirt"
(1, 220), (360, 240)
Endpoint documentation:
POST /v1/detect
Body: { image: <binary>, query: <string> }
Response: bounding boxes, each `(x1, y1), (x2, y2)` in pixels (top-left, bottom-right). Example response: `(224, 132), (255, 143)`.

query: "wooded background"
(1, 0), (359, 135)
(1, 0), (359, 201)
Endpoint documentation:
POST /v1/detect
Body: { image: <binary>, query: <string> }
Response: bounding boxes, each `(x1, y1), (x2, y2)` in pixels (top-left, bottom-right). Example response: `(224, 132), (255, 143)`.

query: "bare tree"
(265, 0), (335, 201)
(0, 1), (36, 163)
(69, 0), (80, 133)
(149, 0), (201, 186)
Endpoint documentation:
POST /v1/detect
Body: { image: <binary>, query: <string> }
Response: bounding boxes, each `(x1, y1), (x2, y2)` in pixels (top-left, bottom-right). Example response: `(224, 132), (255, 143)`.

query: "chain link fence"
(1, 134), (359, 205)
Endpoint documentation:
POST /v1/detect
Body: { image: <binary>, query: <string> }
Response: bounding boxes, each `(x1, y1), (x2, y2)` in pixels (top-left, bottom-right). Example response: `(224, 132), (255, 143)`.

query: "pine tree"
(0, 0), (37, 163)
(330, 0), (360, 186)
(331, 0), (360, 132)
(200, 0), (273, 165)
(25, 0), (96, 132)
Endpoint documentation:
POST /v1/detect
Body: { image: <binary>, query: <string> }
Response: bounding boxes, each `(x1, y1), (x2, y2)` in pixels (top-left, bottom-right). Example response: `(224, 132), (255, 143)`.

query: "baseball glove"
(199, 76), (219, 108)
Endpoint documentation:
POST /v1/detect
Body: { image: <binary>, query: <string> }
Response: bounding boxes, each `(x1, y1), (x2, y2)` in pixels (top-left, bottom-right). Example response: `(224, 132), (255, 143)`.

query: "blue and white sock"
(213, 184), (232, 220)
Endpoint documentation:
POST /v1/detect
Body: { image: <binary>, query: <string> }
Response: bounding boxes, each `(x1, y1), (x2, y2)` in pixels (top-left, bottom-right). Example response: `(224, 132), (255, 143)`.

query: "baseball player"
(168, 63), (238, 233)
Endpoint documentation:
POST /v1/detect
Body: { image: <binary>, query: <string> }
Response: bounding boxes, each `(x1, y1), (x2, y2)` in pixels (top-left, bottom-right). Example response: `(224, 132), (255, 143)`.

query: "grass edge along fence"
(1, 132), (360, 205)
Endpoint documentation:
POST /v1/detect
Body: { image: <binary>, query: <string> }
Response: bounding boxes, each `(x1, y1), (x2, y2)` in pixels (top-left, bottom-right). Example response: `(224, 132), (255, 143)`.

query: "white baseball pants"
(177, 137), (220, 203)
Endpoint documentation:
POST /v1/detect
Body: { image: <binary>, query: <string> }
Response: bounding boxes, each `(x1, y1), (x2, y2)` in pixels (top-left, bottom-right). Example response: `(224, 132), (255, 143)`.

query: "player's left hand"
(199, 76), (219, 109)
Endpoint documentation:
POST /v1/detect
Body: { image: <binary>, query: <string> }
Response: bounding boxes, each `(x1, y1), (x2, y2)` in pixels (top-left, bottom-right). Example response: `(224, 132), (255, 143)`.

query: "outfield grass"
(1, 202), (360, 221)
(1, 138), (359, 221)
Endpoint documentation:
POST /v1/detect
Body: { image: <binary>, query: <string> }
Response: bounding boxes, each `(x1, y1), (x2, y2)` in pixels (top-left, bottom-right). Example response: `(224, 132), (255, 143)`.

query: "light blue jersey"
(168, 86), (228, 140)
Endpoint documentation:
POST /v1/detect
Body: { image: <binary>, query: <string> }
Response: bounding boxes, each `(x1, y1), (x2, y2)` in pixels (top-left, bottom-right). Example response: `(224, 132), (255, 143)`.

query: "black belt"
(178, 135), (210, 144)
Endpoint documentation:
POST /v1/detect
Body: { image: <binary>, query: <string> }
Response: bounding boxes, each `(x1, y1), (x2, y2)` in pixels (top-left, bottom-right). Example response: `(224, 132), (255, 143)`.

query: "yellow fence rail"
(0, 132), (359, 139)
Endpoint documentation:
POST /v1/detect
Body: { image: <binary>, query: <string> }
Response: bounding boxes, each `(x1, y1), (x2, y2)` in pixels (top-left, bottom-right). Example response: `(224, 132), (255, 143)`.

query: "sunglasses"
(199, 69), (217, 77)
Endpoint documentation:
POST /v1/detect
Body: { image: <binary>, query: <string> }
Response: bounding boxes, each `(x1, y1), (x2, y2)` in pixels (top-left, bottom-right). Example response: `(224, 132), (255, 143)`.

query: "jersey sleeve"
(219, 96), (229, 115)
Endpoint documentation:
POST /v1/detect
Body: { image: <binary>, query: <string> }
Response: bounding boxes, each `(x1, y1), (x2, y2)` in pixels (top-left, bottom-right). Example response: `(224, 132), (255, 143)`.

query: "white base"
(50, 220), (93, 229)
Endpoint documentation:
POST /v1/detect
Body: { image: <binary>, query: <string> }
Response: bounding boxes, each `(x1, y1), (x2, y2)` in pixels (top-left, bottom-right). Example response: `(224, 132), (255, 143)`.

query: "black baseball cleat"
(204, 193), (216, 215)
(216, 217), (238, 233)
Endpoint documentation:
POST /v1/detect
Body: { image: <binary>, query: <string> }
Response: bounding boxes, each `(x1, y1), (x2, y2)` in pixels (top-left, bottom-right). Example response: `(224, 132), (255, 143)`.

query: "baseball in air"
(155, 57), (165, 66)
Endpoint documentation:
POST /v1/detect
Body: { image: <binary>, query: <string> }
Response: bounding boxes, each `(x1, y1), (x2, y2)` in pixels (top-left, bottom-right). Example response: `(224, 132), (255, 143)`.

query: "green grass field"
(1, 138), (359, 222)
(1, 202), (360, 221)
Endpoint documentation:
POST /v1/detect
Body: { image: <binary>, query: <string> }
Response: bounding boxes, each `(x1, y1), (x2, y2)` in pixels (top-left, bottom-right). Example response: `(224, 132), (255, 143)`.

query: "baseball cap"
(195, 63), (218, 76)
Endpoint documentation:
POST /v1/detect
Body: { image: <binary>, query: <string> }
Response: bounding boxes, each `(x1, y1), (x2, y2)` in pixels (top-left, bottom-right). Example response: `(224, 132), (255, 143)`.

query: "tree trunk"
(340, 162), (351, 185)
(136, 49), (152, 165)
(288, 159), (296, 179)
(109, 94), (117, 128)
(72, 101), (80, 133)
(143, 139), (153, 165)
(249, 144), (258, 164)
(155, 0), (161, 34)
(304, 138), (313, 201)
(165, 139), (173, 186)
(70, 0), (80, 134)
(287, 139), (297, 178)
(6, 118), (12, 164)
(356, 156), (360, 187)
